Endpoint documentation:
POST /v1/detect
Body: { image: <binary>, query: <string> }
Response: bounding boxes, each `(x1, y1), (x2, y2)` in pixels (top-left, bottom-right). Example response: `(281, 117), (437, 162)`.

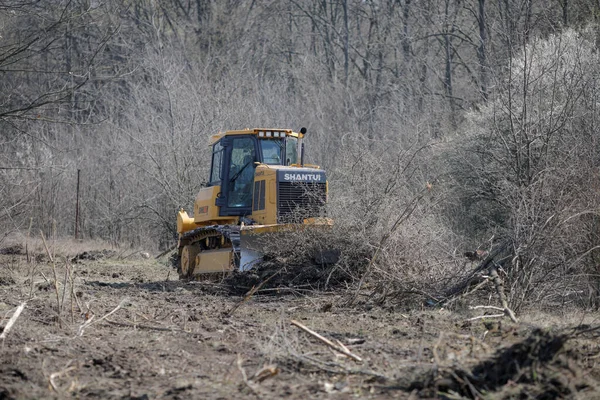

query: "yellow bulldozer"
(175, 127), (331, 279)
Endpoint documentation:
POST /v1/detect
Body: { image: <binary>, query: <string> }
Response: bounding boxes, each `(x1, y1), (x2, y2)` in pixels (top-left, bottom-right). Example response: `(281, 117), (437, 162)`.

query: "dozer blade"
(237, 218), (335, 271)
(238, 233), (265, 271)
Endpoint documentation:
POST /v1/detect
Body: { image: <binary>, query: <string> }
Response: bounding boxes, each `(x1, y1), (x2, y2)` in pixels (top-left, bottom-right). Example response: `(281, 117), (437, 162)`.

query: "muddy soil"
(1, 251), (599, 399)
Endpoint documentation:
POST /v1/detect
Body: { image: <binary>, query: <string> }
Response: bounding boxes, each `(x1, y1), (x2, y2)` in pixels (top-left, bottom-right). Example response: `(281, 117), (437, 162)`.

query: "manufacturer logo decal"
(283, 173), (322, 181)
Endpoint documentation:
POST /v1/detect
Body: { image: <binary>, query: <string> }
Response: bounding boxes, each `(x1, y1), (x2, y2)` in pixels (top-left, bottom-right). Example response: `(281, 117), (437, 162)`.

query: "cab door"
(216, 135), (258, 216)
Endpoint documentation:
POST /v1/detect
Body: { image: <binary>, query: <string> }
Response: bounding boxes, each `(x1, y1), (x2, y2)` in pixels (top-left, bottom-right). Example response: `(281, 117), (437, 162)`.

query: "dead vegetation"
(222, 229), (370, 295)
(2, 240), (599, 399)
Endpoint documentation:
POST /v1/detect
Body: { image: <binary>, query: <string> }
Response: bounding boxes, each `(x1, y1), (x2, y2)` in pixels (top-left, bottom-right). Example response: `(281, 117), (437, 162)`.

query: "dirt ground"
(1, 245), (600, 399)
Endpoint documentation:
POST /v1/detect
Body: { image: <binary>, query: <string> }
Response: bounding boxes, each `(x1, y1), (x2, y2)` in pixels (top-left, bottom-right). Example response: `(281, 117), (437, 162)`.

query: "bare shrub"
(443, 28), (600, 310)
(305, 123), (466, 305)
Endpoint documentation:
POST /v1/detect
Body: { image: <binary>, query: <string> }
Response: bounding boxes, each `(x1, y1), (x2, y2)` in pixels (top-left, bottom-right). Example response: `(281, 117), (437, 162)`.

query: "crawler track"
(176, 225), (242, 278)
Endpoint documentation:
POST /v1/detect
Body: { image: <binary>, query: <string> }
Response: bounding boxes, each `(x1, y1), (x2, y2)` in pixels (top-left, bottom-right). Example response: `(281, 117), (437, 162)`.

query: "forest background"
(2, 0), (600, 310)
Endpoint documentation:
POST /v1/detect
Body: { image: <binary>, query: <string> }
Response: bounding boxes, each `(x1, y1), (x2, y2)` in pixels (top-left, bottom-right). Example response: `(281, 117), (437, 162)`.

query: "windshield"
(260, 137), (299, 165)
(285, 137), (298, 165)
(260, 140), (283, 164)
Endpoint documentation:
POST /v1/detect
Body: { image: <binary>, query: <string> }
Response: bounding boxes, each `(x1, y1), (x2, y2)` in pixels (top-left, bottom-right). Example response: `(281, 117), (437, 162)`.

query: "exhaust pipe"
(299, 127), (307, 166)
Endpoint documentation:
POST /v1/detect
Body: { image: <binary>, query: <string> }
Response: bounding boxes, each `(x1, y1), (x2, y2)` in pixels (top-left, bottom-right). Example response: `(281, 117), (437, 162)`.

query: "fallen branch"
(291, 319), (362, 362)
(0, 302), (26, 340)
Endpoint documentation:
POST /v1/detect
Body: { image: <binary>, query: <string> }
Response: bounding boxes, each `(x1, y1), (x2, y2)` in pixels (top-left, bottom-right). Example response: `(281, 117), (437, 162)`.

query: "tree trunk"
(477, 0), (488, 102)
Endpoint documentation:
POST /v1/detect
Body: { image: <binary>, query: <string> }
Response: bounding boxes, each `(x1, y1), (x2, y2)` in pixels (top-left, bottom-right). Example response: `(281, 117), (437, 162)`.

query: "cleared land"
(1, 244), (599, 399)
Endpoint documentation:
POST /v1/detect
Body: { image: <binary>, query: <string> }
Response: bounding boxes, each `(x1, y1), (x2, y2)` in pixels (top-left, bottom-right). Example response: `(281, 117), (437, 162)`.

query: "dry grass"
(1, 233), (153, 260)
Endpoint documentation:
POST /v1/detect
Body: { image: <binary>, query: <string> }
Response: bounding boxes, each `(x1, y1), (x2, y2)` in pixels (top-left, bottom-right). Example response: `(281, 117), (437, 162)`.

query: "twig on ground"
(0, 302), (26, 340)
(468, 313), (505, 321)
(49, 365), (77, 393)
(251, 365), (279, 383)
(291, 319), (362, 362)
(237, 355), (260, 394)
(103, 318), (189, 333)
(334, 339), (351, 354)
(469, 305), (504, 312)
(293, 353), (387, 379)
(39, 271), (50, 283)
(77, 298), (129, 336)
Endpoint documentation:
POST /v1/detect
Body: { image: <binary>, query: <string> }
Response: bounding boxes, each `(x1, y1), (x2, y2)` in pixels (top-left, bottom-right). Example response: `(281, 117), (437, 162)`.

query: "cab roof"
(208, 128), (303, 146)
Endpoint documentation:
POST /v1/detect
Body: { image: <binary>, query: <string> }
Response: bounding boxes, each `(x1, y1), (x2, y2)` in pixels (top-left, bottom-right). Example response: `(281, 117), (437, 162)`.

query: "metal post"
(75, 169), (80, 239)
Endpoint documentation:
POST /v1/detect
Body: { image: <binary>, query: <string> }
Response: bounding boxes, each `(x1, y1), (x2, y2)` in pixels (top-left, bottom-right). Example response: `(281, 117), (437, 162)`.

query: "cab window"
(227, 137), (256, 208)
(261, 140), (283, 165)
(209, 141), (223, 185)
(285, 137), (298, 165)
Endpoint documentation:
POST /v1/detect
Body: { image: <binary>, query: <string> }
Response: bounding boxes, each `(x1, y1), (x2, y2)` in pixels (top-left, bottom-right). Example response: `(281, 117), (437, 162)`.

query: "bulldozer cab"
(209, 129), (303, 217)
